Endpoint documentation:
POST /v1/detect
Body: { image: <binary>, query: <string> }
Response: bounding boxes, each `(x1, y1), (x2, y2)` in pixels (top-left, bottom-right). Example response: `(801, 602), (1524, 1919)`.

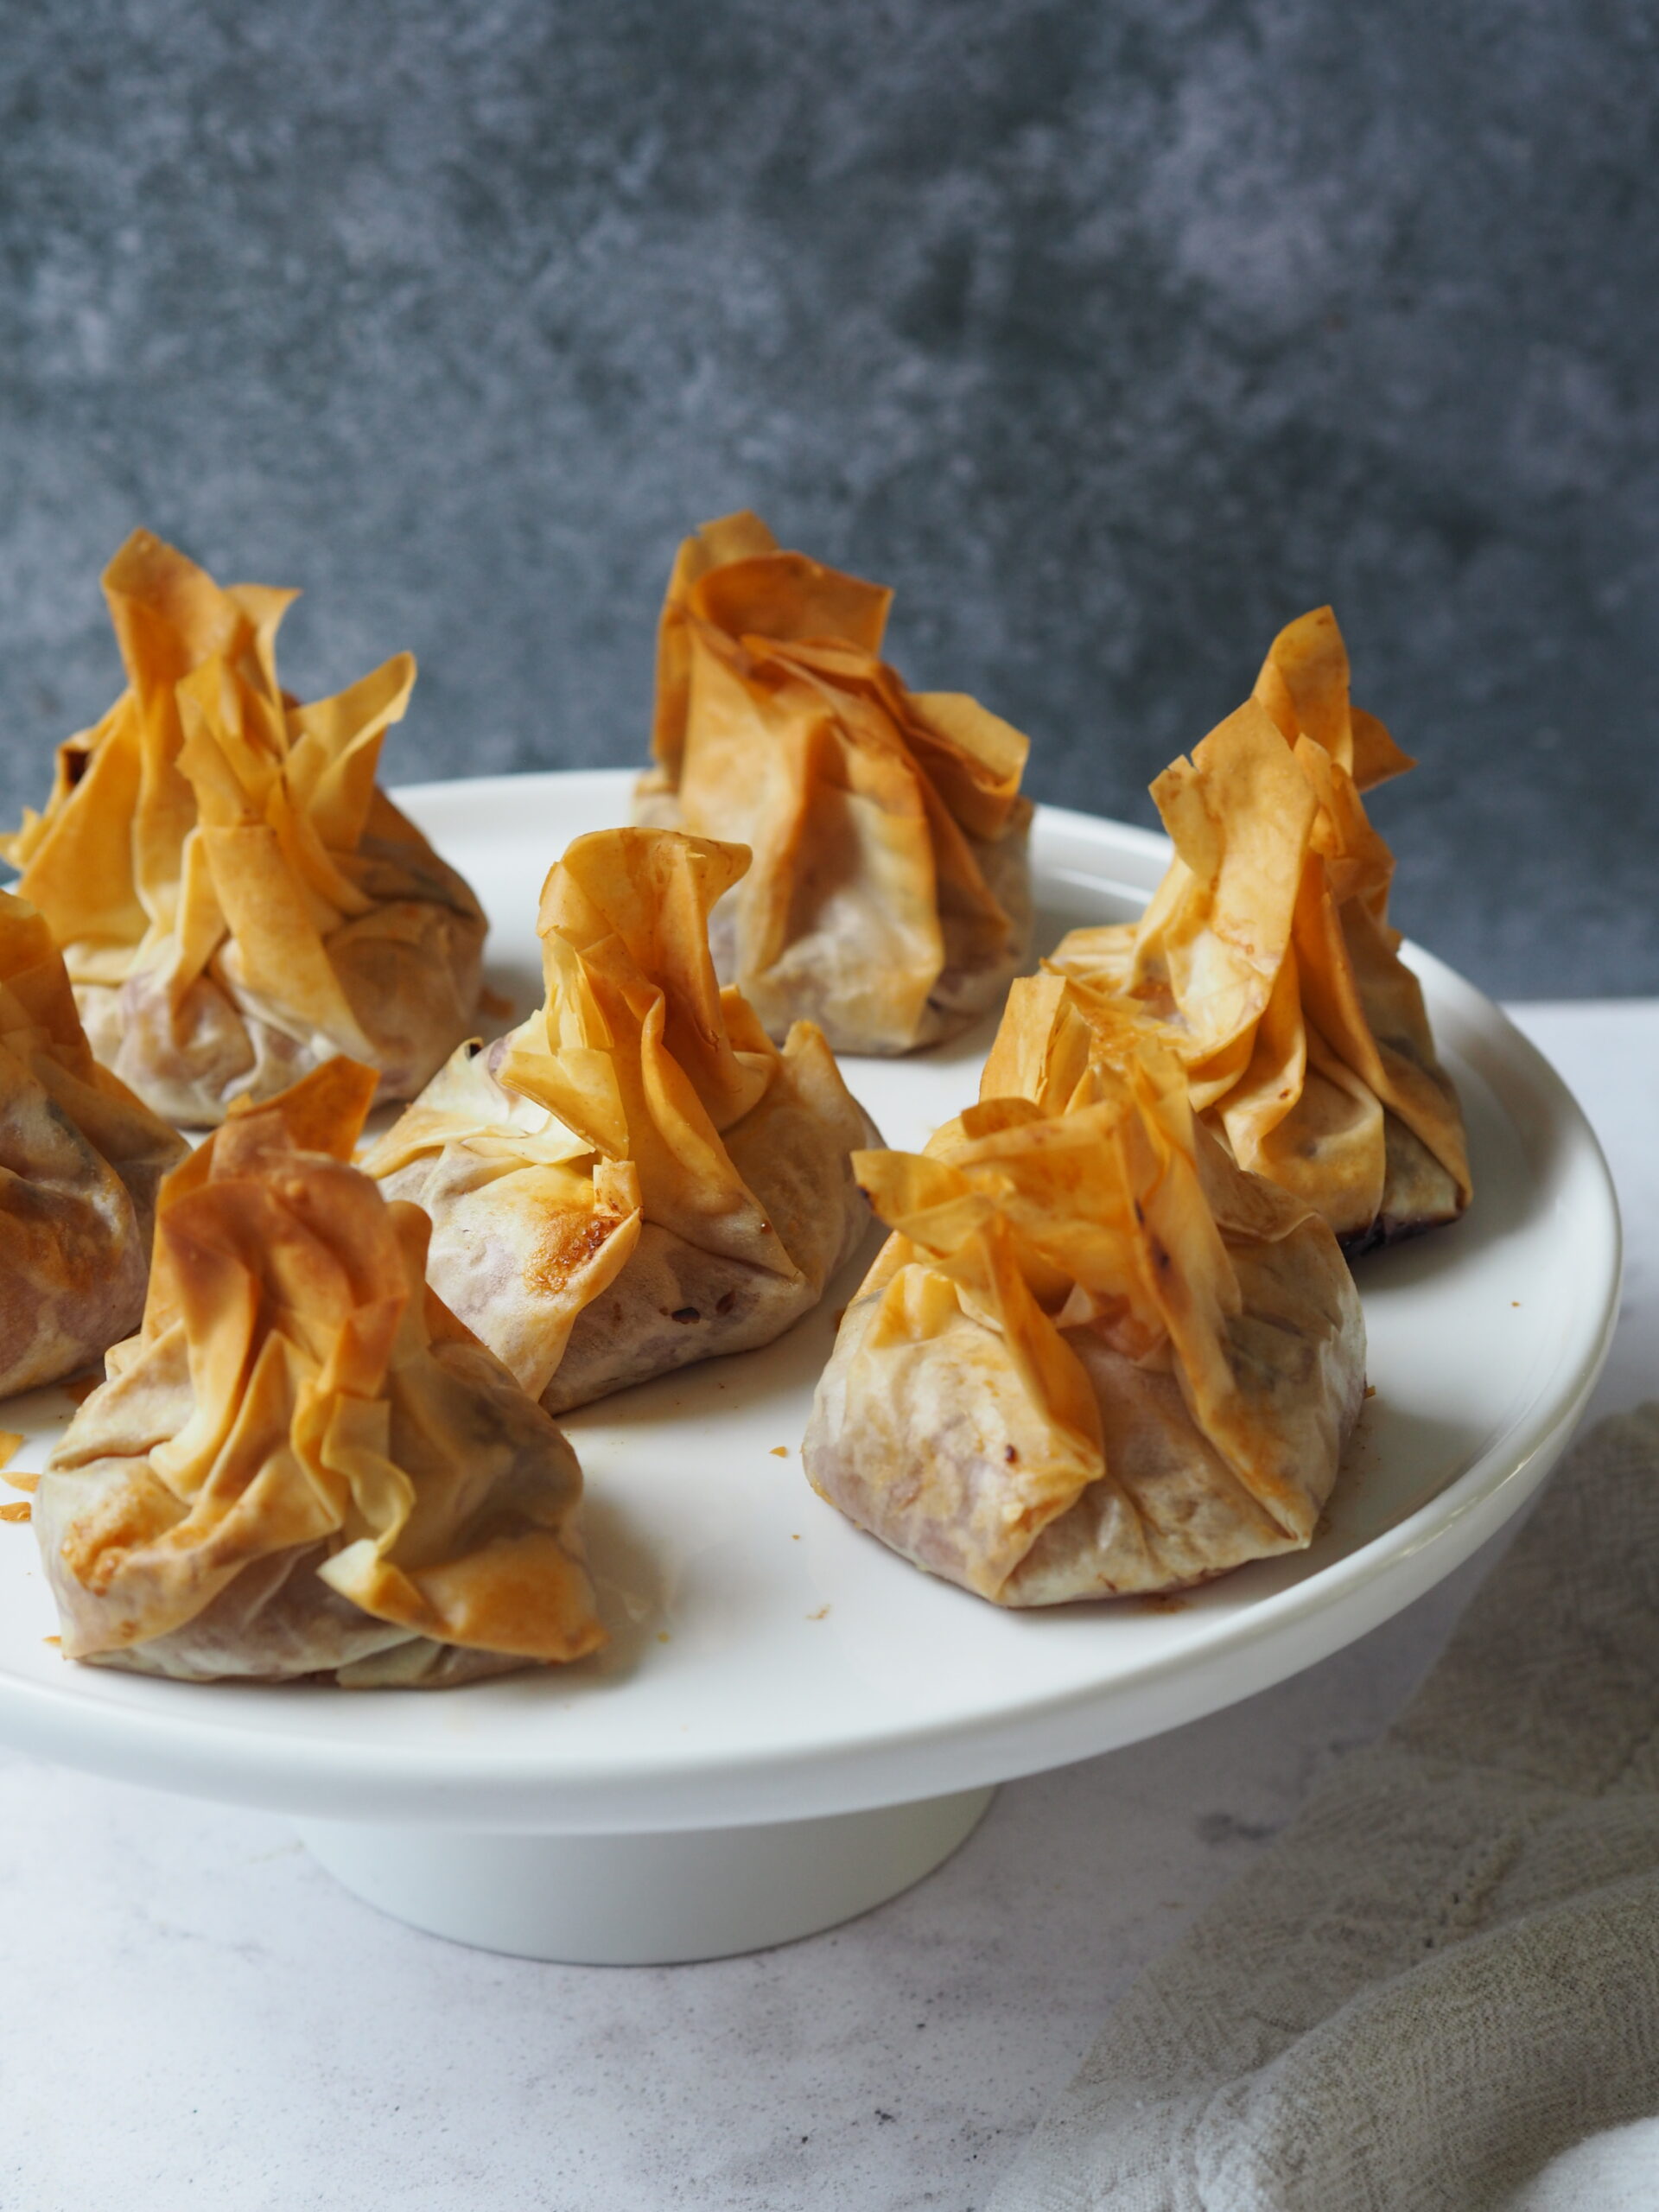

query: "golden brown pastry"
(0, 887), (186, 1396)
(366, 826), (877, 1414)
(633, 511), (1033, 1054)
(1045, 608), (1471, 1254)
(35, 1059), (605, 1686)
(2, 531), (486, 1126)
(804, 1027), (1365, 1604)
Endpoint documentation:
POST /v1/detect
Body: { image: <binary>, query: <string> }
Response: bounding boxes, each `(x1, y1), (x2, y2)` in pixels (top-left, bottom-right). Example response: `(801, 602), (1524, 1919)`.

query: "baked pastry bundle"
(804, 995), (1365, 1603)
(634, 511), (1033, 1055)
(35, 1061), (605, 1686)
(2, 530), (486, 1126)
(1046, 608), (1471, 1253)
(11, 541), (1484, 1682)
(0, 888), (187, 1395)
(366, 826), (876, 1414)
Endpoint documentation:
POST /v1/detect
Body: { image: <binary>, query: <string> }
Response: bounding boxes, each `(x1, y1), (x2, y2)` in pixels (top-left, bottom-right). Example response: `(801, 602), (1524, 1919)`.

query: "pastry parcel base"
(1042, 607), (1471, 1254)
(804, 1055), (1365, 1606)
(36, 1063), (604, 1687)
(0, 890), (187, 1395)
(3, 531), (486, 1128)
(634, 510), (1033, 1057)
(369, 828), (877, 1417)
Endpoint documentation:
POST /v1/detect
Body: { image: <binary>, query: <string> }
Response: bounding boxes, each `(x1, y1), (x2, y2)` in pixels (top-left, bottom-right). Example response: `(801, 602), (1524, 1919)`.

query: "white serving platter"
(0, 771), (1621, 1962)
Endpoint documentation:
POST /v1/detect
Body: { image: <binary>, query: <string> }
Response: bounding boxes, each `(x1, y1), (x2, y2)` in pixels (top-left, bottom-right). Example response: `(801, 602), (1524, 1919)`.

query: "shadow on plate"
(1322, 1393), (1492, 1547)
(573, 1491), (674, 1691)
(478, 957), (542, 1036)
(562, 1219), (887, 1438)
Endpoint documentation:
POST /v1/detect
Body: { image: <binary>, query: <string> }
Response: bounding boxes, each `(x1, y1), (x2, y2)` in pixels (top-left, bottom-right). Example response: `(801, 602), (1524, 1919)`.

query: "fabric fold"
(991, 1406), (1659, 2211)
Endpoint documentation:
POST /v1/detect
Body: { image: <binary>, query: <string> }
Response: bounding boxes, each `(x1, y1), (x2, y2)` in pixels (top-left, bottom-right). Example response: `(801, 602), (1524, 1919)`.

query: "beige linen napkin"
(993, 1406), (1659, 2211)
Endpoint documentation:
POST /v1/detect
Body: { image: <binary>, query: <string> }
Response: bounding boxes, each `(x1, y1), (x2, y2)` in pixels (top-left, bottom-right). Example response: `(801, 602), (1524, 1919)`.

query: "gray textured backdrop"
(1, 0), (1653, 995)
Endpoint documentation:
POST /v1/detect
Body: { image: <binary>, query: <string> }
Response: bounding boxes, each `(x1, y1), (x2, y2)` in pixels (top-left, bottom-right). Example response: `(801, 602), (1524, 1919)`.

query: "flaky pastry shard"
(35, 1059), (605, 1686)
(366, 827), (878, 1414)
(0, 889), (188, 1395)
(2, 531), (486, 1126)
(632, 512), (1033, 1055)
(804, 1025), (1365, 1604)
(1045, 608), (1471, 1253)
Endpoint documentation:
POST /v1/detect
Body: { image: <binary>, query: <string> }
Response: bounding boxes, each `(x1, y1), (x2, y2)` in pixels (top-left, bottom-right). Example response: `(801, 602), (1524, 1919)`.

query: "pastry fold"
(366, 827), (877, 1414)
(0, 889), (188, 1396)
(633, 512), (1033, 1054)
(35, 1060), (605, 1686)
(1045, 608), (1470, 1252)
(2, 531), (485, 1126)
(804, 1025), (1364, 1604)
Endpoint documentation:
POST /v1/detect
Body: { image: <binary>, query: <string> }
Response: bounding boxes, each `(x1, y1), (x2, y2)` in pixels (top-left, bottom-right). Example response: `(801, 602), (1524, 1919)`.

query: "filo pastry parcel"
(804, 1000), (1364, 1604)
(3, 531), (486, 1127)
(365, 827), (876, 1414)
(635, 512), (1033, 1056)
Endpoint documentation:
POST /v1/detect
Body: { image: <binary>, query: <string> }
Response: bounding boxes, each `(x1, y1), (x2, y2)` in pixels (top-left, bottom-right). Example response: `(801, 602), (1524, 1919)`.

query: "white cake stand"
(0, 774), (1619, 1963)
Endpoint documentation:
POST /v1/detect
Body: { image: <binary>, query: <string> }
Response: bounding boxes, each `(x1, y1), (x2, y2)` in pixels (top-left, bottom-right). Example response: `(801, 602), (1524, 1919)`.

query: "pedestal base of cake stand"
(296, 1786), (996, 1965)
